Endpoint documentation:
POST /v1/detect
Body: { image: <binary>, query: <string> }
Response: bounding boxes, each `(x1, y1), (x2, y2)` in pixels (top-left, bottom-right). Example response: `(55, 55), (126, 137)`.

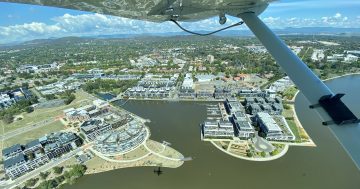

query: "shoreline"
(291, 72), (360, 147)
(85, 139), (184, 175)
(210, 140), (289, 161)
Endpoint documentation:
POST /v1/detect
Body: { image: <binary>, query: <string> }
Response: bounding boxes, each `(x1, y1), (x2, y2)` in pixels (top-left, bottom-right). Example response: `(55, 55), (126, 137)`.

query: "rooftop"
(235, 120), (253, 130)
(257, 112), (282, 132)
(2, 144), (22, 156)
(4, 154), (26, 169)
(25, 139), (41, 150)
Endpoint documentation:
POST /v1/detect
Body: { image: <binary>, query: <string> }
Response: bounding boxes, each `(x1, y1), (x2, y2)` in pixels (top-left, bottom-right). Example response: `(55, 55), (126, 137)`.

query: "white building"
(268, 76), (294, 92)
(0, 93), (15, 109)
(256, 112), (295, 141)
(202, 121), (234, 139)
(311, 49), (325, 62)
(195, 74), (216, 83)
(244, 45), (267, 53)
(80, 119), (112, 141)
(182, 73), (194, 89)
(4, 154), (29, 179)
(345, 50), (360, 57)
(344, 54), (358, 63)
(232, 112), (255, 139)
(327, 54), (344, 63)
(207, 55), (214, 63)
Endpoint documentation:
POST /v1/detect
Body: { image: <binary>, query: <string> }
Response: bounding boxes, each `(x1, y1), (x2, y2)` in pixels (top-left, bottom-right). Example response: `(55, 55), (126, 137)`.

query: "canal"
(64, 74), (360, 189)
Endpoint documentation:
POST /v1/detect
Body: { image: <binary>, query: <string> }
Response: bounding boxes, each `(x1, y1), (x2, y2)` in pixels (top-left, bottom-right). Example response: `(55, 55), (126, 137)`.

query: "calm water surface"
(64, 74), (360, 189)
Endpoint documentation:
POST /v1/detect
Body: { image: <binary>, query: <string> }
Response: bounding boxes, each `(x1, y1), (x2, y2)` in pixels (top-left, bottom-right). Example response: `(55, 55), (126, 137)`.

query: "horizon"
(0, 0), (360, 44)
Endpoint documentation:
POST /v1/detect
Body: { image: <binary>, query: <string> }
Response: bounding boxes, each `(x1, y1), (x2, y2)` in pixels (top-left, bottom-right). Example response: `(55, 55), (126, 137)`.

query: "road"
(0, 147), (82, 189)
(0, 118), (56, 141)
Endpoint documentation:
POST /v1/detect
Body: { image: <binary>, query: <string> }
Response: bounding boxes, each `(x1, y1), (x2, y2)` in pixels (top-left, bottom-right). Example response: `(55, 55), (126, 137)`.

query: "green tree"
(53, 166), (63, 175)
(270, 149), (279, 156)
(25, 178), (38, 187)
(260, 151), (266, 157)
(44, 94), (57, 100)
(40, 171), (50, 180)
(3, 114), (14, 124)
(25, 106), (34, 113)
(34, 80), (41, 86)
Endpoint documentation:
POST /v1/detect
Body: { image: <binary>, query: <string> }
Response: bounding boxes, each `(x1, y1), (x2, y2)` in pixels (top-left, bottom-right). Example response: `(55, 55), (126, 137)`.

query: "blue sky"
(0, 0), (360, 44)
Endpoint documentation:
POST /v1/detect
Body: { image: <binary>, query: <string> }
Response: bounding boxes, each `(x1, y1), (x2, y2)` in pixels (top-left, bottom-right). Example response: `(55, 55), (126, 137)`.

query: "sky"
(0, 0), (360, 44)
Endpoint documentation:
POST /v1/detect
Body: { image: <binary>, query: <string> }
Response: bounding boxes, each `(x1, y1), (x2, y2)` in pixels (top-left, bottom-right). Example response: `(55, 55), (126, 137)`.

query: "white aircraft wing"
(0, 0), (271, 22)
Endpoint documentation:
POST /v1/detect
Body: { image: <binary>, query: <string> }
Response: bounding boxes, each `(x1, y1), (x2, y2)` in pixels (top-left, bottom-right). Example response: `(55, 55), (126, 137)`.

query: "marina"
(63, 74), (360, 189)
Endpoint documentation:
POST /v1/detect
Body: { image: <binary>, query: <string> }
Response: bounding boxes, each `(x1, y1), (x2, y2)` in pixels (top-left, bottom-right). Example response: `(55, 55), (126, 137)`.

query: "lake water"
(64, 74), (360, 189)
(96, 93), (116, 101)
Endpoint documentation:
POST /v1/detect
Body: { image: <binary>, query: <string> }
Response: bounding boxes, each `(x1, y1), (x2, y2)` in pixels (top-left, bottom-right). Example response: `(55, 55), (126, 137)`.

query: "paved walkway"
(143, 141), (184, 162)
(210, 140), (289, 162)
(252, 135), (274, 153)
(90, 145), (152, 163)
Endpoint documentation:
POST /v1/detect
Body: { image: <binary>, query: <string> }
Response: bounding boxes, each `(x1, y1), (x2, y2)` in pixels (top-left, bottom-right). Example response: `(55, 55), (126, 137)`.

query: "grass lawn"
(282, 108), (294, 118)
(286, 119), (301, 142)
(2, 120), (65, 149)
(0, 90), (95, 133)
(85, 156), (106, 170)
(121, 145), (149, 160)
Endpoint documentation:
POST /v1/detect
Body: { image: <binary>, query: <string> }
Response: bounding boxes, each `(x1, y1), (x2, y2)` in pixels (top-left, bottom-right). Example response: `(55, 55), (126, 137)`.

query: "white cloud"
(0, 13), (248, 43)
(0, 12), (359, 44)
(263, 17), (280, 24)
(269, 0), (360, 10)
(260, 12), (359, 28)
(334, 13), (342, 18)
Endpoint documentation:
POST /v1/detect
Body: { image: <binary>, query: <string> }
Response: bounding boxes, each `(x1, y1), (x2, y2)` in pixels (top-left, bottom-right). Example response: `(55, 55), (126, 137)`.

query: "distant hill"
(1, 27), (360, 47)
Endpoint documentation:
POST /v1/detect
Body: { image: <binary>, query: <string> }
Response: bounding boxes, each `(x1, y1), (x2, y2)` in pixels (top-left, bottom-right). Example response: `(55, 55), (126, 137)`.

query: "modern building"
(344, 54), (358, 63)
(3, 154), (29, 179)
(80, 119), (112, 141)
(2, 144), (23, 160)
(207, 54), (215, 63)
(182, 73), (194, 89)
(232, 112), (255, 139)
(244, 97), (256, 107)
(224, 99), (244, 114)
(272, 103), (283, 115)
(195, 74), (216, 82)
(0, 93), (15, 109)
(23, 139), (42, 154)
(254, 97), (265, 104)
(0, 88), (32, 109)
(196, 90), (214, 98)
(64, 102), (109, 122)
(260, 104), (273, 114)
(178, 88), (196, 99)
(238, 88), (263, 97)
(93, 121), (147, 155)
(42, 132), (81, 159)
(63, 108), (90, 122)
(214, 88), (232, 99)
(202, 121), (235, 139)
(255, 112), (295, 141)
(248, 103), (262, 115)
(2, 132), (81, 179)
(268, 76), (294, 93)
(311, 49), (325, 62)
